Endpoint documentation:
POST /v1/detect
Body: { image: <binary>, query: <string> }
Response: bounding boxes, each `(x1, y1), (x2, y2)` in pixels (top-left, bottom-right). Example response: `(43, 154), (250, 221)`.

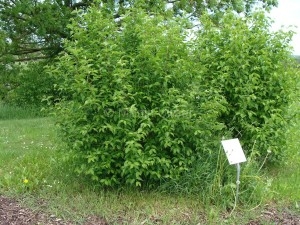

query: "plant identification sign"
(221, 138), (246, 165)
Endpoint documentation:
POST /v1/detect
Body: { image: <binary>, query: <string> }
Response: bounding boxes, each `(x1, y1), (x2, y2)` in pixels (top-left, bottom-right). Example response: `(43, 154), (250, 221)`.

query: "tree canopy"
(0, 0), (278, 62)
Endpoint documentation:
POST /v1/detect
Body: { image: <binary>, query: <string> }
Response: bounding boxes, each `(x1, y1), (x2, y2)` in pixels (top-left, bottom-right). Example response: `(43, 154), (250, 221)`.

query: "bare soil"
(0, 195), (107, 225)
(245, 207), (300, 225)
(0, 195), (300, 224)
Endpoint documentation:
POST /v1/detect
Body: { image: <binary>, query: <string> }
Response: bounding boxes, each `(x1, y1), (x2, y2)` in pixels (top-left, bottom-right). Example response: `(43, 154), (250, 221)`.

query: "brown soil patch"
(1, 195), (300, 224)
(0, 195), (108, 225)
(246, 207), (300, 225)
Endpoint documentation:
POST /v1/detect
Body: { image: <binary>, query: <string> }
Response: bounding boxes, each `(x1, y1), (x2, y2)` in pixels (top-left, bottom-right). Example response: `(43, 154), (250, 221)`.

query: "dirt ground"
(1, 195), (300, 225)
(245, 207), (300, 225)
(0, 195), (107, 225)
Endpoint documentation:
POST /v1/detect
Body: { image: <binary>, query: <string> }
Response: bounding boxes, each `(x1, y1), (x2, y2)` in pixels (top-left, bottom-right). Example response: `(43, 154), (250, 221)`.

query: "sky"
(268, 0), (300, 55)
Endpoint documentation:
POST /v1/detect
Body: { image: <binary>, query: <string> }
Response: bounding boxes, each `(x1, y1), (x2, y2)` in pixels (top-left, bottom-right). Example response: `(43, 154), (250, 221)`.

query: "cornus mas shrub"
(49, 7), (228, 186)
(49, 5), (297, 186)
(195, 12), (298, 163)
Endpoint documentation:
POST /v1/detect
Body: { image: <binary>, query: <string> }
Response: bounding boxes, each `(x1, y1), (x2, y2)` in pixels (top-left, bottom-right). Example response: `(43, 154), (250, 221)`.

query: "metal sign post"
(221, 138), (247, 214)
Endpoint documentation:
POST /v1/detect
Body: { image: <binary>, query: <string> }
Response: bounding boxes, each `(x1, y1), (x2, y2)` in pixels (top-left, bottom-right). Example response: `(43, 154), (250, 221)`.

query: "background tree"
(0, 0), (278, 62)
(0, 0), (72, 62)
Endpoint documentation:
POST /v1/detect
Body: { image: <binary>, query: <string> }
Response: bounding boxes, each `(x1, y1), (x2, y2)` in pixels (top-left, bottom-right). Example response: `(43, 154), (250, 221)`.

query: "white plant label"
(221, 138), (246, 165)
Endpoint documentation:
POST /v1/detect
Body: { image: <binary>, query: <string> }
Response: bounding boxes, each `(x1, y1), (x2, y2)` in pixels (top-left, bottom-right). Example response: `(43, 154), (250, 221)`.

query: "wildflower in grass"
(23, 178), (29, 184)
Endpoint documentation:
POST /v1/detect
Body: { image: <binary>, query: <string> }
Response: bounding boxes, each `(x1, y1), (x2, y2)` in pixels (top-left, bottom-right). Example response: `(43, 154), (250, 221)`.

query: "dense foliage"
(0, 58), (57, 108)
(0, 63), (20, 102)
(0, 0), (277, 61)
(0, 0), (71, 61)
(0, 0), (278, 108)
(4, 61), (57, 107)
(49, 2), (297, 187)
(50, 7), (228, 186)
(195, 12), (297, 162)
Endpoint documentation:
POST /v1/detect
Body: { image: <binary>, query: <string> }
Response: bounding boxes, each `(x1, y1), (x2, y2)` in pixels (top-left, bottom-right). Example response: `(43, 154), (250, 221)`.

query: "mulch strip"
(0, 195), (107, 225)
(1, 195), (300, 224)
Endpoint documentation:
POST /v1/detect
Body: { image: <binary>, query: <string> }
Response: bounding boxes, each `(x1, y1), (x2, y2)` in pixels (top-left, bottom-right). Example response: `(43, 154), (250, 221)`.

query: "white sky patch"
(268, 0), (300, 55)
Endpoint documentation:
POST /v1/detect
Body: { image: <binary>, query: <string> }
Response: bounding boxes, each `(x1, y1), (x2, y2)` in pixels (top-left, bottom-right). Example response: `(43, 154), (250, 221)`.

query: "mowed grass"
(0, 117), (60, 191)
(0, 105), (299, 224)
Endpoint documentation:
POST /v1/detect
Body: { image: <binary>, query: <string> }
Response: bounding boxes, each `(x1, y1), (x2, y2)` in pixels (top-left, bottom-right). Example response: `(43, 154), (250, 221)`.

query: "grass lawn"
(0, 108), (299, 224)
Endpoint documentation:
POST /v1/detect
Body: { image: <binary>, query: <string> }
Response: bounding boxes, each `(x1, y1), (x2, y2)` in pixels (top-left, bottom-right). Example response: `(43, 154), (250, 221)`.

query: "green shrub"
(49, 5), (297, 188)
(195, 11), (298, 163)
(49, 6), (228, 187)
(5, 61), (56, 107)
(0, 63), (21, 102)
